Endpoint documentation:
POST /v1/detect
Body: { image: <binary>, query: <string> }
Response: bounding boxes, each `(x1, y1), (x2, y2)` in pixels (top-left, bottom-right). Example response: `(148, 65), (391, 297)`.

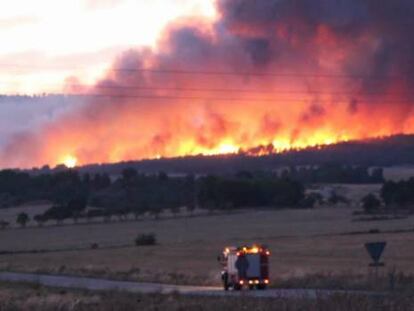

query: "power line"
(2, 81), (414, 98)
(59, 84), (409, 97)
(37, 92), (414, 105)
(0, 63), (410, 80)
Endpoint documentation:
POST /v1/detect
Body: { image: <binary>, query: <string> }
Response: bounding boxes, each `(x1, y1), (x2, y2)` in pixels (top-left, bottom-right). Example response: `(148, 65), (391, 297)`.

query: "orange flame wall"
(2, 0), (414, 168)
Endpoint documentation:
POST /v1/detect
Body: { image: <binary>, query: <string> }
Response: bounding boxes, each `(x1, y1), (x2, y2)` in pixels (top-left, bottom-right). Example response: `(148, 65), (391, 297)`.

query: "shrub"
(134, 233), (156, 246)
(16, 212), (30, 227)
(299, 195), (316, 208)
(362, 193), (381, 214)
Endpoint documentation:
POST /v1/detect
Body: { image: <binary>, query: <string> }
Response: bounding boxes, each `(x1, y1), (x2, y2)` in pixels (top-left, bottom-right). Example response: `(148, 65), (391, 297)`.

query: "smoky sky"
(217, 0), (414, 81)
(2, 0), (414, 168)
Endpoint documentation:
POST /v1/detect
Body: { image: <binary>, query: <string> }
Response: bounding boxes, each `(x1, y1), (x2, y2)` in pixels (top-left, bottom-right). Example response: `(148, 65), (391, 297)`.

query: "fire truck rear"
(219, 245), (270, 290)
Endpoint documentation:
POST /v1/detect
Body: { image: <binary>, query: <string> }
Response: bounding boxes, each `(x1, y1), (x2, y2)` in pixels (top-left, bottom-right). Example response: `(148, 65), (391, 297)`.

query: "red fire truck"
(219, 245), (270, 290)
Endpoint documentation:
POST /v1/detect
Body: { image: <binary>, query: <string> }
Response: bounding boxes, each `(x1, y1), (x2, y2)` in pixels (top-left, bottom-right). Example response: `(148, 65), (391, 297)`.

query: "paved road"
(0, 272), (362, 299)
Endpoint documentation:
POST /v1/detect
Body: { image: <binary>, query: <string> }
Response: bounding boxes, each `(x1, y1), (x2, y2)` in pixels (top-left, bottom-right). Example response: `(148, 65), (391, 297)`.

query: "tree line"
(361, 178), (414, 214)
(0, 168), (312, 227)
(280, 164), (383, 184)
(75, 134), (414, 176)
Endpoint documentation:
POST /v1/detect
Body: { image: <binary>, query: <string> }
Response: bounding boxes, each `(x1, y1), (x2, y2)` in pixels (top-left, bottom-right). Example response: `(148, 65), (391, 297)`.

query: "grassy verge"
(275, 272), (414, 292)
(0, 281), (413, 311)
(4, 267), (414, 294)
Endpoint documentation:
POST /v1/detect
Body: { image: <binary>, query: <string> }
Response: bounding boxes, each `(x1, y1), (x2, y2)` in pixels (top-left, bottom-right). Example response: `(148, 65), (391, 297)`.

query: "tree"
(16, 212), (29, 228)
(362, 193), (381, 214)
(121, 168), (137, 188)
(371, 168), (384, 183)
(185, 201), (196, 216)
(150, 207), (162, 220)
(33, 214), (46, 227)
(114, 208), (126, 221)
(103, 209), (113, 223)
(170, 205), (180, 218)
(72, 211), (81, 224)
(132, 206), (145, 220)
(86, 209), (103, 223)
(184, 174), (196, 216)
(299, 195), (316, 209)
(158, 171), (168, 182)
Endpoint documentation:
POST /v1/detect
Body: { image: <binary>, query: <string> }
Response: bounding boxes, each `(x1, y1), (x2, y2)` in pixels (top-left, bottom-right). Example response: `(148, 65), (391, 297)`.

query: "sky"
(0, 0), (216, 94)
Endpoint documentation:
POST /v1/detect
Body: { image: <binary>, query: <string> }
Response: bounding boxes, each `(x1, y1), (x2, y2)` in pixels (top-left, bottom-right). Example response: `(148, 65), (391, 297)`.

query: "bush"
(16, 212), (29, 227)
(362, 193), (381, 214)
(299, 195), (316, 208)
(134, 233), (156, 246)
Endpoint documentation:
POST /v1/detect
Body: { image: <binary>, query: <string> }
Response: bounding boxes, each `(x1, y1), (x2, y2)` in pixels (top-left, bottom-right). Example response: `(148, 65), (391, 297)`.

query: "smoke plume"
(2, 0), (414, 168)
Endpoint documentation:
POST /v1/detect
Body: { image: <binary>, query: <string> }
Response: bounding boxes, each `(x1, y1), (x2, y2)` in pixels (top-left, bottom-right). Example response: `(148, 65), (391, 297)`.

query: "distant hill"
(35, 134), (414, 176)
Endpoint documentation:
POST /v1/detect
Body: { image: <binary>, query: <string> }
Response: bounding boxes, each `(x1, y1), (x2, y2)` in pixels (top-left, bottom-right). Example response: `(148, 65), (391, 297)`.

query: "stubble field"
(0, 198), (413, 288)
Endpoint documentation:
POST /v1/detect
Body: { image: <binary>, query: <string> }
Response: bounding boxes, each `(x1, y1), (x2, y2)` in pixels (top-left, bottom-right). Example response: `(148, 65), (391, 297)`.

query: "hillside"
(64, 134), (414, 175)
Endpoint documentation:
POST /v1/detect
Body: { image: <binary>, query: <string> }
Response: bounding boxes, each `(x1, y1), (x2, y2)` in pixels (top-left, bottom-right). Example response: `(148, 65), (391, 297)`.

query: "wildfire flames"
(2, 0), (414, 168)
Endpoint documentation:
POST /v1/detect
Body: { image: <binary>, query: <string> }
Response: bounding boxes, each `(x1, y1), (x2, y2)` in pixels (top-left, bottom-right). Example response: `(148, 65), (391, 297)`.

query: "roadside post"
(365, 241), (386, 282)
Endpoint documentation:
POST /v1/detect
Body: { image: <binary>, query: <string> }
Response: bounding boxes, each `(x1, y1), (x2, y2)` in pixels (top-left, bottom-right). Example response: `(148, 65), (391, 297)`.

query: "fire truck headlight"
(239, 280), (244, 285)
(264, 279), (269, 284)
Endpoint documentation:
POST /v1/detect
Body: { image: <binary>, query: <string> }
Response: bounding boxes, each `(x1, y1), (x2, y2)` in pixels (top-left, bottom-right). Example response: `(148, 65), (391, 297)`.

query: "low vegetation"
(357, 178), (414, 216)
(0, 168), (317, 228)
(134, 233), (157, 246)
(281, 164), (383, 184)
(0, 281), (413, 311)
(276, 271), (414, 292)
(381, 178), (414, 210)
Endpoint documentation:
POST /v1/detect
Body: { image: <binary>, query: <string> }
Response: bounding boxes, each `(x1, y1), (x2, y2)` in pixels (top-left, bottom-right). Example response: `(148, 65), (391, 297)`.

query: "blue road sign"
(365, 242), (386, 264)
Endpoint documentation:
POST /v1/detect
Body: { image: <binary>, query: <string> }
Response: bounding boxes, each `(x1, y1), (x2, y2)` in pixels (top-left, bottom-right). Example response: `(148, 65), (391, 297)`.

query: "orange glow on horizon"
(60, 155), (78, 168)
(53, 133), (352, 168)
(41, 106), (413, 169)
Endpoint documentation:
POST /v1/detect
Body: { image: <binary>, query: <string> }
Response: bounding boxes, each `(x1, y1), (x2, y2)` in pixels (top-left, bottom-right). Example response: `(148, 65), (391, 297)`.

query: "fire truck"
(219, 245), (270, 290)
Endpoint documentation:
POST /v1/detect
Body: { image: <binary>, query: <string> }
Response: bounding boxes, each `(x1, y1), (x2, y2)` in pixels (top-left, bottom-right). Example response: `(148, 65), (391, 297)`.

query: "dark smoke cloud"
(218, 0), (414, 83)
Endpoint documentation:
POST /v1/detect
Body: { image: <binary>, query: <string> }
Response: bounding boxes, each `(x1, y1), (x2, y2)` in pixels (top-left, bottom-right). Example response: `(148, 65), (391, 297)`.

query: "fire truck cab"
(219, 245), (270, 290)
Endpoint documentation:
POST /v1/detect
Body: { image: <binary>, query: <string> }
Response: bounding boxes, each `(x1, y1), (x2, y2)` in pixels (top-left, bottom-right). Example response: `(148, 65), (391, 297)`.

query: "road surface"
(0, 272), (363, 299)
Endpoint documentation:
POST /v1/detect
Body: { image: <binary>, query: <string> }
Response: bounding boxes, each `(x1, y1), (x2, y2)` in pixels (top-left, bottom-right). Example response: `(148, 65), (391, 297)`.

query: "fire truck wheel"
(257, 284), (267, 290)
(222, 272), (229, 291)
(248, 285), (254, 290)
(233, 284), (242, 291)
(223, 281), (229, 291)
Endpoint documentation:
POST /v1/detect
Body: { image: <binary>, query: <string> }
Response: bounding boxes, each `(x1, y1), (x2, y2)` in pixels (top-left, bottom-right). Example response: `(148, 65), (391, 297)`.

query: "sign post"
(365, 241), (386, 280)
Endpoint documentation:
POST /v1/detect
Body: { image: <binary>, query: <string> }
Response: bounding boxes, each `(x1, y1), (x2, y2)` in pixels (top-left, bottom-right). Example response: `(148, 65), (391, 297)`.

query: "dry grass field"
(308, 184), (381, 205)
(0, 202), (50, 225)
(1, 202), (414, 288)
(1, 281), (410, 311)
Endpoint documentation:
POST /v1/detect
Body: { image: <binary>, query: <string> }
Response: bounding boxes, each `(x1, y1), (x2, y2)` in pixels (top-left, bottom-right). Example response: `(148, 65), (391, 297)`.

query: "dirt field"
(1, 204), (413, 287)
